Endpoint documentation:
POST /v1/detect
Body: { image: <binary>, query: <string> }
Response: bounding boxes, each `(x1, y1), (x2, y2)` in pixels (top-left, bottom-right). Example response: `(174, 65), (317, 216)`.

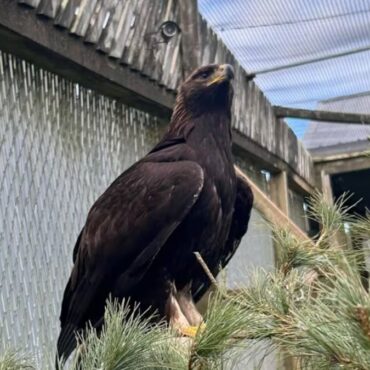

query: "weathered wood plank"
(112, 0), (137, 61)
(167, 35), (182, 90)
(141, 1), (163, 77)
(84, 0), (115, 44)
(18, 0), (41, 8)
(288, 126), (298, 168)
(160, 0), (181, 86)
(235, 166), (310, 243)
(258, 90), (267, 148)
(106, 0), (131, 58)
(315, 154), (370, 174)
(244, 78), (253, 138)
(12, 0), (315, 185)
(54, 0), (79, 29)
(146, 0), (168, 82)
(69, 0), (98, 36)
(37, 0), (62, 18)
(270, 170), (290, 215)
(152, 0), (174, 84)
(179, 0), (200, 75)
(0, 1), (175, 117)
(250, 82), (258, 141)
(131, 0), (156, 71)
(120, 0), (146, 65)
(275, 118), (285, 161)
(97, 0), (125, 53)
(274, 105), (370, 124)
(266, 103), (275, 153)
(128, 1), (152, 71)
(240, 70), (248, 133)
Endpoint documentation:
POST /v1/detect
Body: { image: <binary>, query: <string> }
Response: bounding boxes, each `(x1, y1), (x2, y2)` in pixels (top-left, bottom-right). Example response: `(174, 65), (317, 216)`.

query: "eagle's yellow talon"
(179, 323), (206, 337)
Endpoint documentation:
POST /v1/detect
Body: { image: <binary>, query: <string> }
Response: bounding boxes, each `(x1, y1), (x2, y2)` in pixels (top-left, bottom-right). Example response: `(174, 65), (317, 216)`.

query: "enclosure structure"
(0, 1), (320, 367)
(303, 96), (370, 217)
(199, 0), (370, 223)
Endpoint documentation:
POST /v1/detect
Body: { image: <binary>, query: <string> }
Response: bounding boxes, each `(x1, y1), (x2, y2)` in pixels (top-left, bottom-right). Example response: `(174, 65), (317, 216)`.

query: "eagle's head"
(177, 64), (234, 117)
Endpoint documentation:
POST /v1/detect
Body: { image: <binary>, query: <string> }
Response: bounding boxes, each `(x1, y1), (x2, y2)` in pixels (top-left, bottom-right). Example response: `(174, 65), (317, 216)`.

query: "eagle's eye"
(195, 70), (212, 80)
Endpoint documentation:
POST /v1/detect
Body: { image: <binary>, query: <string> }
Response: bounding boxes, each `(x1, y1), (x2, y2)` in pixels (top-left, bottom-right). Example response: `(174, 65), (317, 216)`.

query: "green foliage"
(0, 351), (34, 370)
(350, 213), (370, 243)
(73, 300), (166, 370)
(306, 191), (356, 236)
(4, 193), (370, 369)
(189, 292), (248, 368)
(260, 193), (370, 369)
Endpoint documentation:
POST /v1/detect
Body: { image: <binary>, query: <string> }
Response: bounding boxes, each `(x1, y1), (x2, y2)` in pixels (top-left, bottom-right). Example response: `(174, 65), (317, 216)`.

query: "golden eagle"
(56, 64), (253, 363)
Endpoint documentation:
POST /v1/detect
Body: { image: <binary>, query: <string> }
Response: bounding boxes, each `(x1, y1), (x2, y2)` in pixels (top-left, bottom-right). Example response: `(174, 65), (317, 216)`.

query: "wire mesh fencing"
(0, 49), (277, 369)
(0, 50), (162, 360)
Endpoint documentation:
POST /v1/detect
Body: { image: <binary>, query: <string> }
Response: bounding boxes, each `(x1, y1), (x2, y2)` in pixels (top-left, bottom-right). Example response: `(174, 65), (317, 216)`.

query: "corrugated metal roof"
(303, 121), (370, 150)
(199, 0), (370, 138)
(302, 94), (370, 151)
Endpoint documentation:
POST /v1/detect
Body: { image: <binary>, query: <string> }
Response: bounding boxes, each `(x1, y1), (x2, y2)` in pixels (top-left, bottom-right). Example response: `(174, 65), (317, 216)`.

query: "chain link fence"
(0, 50), (162, 360)
(0, 50), (277, 369)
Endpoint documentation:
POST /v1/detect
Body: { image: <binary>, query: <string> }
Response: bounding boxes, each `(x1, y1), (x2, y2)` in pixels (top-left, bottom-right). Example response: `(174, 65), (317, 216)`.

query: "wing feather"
(193, 174), (253, 301)
(60, 160), (204, 331)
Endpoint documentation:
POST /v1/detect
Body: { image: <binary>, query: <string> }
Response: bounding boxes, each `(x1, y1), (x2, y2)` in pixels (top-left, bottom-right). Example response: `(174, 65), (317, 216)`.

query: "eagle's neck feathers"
(167, 93), (232, 144)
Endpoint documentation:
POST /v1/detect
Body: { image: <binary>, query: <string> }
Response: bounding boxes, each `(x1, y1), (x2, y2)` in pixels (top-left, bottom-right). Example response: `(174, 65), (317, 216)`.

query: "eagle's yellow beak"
(207, 64), (234, 86)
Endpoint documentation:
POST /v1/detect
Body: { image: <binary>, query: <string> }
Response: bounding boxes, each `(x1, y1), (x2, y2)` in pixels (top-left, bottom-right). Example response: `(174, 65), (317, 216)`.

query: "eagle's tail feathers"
(56, 323), (78, 369)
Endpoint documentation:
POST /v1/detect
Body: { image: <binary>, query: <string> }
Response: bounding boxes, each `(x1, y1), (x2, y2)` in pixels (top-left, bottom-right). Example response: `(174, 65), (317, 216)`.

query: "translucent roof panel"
(303, 93), (370, 150)
(199, 0), (370, 137)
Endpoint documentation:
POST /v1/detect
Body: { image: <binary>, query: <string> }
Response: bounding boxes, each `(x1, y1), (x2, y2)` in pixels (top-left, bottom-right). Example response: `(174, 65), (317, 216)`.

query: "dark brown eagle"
(56, 63), (253, 364)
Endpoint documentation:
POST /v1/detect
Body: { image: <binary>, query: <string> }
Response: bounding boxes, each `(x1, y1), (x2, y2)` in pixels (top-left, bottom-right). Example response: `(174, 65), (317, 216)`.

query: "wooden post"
(235, 166), (306, 370)
(316, 170), (334, 205)
(269, 170), (291, 284)
(235, 166), (309, 243)
(270, 171), (290, 216)
(178, 0), (201, 77)
(316, 170), (349, 248)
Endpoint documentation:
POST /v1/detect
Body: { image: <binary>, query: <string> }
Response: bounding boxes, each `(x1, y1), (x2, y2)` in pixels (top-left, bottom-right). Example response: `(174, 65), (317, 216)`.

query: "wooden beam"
(232, 130), (316, 194)
(0, 0), (175, 119)
(179, 0), (201, 76)
(274, 106), (370, 125)
(270, 171), (290, 216)
(290, 172), (316, 196)
(314, 154), (370, 175)
(318, 171), (334, 205)
(232, 131), (283, 173)
(313, 150), (370, 163)
(235, 166), (310, 243)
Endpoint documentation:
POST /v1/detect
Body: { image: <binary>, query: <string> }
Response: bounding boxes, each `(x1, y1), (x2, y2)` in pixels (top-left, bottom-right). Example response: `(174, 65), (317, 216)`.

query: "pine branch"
(7, 193), (370, 369)
(0, 351), (34, 370)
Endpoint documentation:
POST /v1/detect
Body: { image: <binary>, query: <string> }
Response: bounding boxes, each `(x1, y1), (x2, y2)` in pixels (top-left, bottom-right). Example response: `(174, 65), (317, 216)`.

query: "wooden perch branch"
(274, 106), (370, 125)
(194, 252), (219, 289)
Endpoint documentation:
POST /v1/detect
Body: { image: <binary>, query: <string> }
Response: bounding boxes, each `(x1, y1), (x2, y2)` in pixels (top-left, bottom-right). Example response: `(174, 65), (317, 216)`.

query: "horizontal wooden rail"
(274, 106), (370, 125)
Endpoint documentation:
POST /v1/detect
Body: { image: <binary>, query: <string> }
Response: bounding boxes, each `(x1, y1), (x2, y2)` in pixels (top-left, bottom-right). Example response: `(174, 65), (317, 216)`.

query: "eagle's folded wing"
(58, 160), (204, 359)
(193, 174), (253, 301)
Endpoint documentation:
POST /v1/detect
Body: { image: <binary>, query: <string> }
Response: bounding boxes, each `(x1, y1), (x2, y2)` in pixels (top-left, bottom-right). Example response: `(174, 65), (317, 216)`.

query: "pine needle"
(0, 350), (34, 370)
(7, 192), (370, 370)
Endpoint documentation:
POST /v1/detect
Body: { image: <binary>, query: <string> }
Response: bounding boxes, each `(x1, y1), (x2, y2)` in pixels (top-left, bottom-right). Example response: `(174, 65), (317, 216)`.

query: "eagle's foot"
(166, 283), (205, 338)
(179, 323), (206, 338)
(175, 284), (204, 327)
